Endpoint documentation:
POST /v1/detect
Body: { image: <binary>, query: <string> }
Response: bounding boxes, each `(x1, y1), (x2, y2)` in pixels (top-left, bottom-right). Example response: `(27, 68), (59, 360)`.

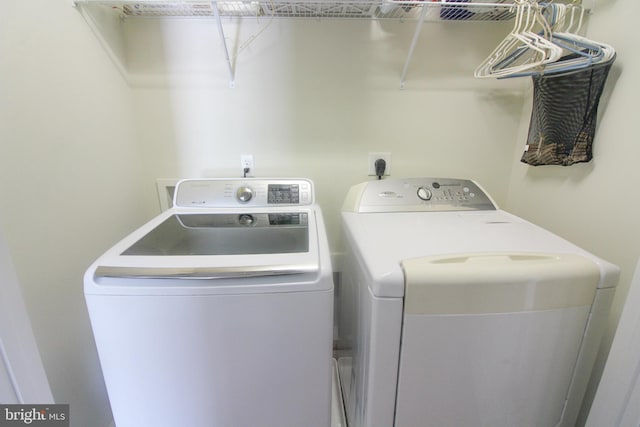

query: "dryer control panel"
(174, 178), (314, 208)
(344, 178), (497, 213)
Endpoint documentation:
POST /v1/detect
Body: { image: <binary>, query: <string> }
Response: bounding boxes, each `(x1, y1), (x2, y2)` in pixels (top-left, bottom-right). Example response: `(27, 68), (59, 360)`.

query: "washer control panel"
(348, 178), (497, 213)
(174, 178), (314, 208)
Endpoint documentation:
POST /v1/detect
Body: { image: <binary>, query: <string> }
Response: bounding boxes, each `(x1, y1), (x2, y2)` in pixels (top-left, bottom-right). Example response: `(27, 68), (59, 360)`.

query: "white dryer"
(85, 178), (334, 427)
(338, 177), (619, 427)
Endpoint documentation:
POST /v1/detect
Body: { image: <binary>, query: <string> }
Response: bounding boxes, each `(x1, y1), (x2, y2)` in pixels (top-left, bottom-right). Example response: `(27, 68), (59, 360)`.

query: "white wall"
(505, 0), (640, 423)
(126, 17), (527, 249)
(122, 4), (640, 424)
(2, 1), (635, 427)
(0, 229), (53, 404)
(0, 1), (157, 426)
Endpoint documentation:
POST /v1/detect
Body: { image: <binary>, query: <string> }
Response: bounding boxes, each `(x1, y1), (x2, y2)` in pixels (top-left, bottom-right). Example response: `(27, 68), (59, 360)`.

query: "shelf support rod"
(399, 3), (429, 89)
(211, 2), (236, 88)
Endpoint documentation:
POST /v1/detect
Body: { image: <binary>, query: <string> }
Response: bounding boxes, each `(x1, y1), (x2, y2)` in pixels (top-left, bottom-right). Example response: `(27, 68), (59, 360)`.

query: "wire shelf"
(74, 0), (584, 87)
(262, 2), (379, 19)
(81, 0), (528, 21)
(121, 2), (259, 17)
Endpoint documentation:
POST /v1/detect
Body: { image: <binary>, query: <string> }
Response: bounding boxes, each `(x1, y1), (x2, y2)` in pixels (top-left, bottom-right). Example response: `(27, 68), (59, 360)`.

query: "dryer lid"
(402, 253), (600, 315)
(342, 209), (618, 298)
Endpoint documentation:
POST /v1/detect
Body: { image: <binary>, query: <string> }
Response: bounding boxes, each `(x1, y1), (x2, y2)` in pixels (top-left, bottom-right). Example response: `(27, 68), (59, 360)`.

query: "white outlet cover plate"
(241, 154), (254, 169)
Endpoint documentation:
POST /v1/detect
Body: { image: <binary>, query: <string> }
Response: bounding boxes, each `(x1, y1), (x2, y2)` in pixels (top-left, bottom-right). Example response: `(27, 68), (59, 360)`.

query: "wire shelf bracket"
(211, 1), (236, 87)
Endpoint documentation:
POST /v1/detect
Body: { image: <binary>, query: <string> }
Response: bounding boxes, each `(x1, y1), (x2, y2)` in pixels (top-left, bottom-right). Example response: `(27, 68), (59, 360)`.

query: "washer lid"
(121, 212), (309, 257)
(88, 207), (322, 283)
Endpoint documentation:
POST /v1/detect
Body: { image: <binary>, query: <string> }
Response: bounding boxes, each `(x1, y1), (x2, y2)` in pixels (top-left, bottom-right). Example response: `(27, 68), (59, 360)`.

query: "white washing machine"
(85, 178), (335, 427)
(338, 177), (619, 427)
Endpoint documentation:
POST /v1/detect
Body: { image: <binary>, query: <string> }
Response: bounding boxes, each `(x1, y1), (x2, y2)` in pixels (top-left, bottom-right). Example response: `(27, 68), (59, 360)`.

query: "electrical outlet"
(368, 152), (391, 176)
(241, 154), (254, 170)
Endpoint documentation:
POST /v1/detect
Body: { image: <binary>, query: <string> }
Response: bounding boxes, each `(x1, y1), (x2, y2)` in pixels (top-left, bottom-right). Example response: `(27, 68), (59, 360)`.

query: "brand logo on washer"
(378, 191), (400, 198)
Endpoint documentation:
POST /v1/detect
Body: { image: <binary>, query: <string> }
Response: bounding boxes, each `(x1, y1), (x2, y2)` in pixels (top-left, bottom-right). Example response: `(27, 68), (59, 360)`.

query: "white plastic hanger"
(475, 2), (542, 78)
(499, 4), (599, 78)
(477, 1), (616, 79)
(475, 1), (562, 78)
(553, 4), (615, 63)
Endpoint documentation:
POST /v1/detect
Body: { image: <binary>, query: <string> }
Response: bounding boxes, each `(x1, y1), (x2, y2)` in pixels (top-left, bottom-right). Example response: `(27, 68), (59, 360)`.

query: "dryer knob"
(236, 186), (253, 203)
(417, 186), (432, 201)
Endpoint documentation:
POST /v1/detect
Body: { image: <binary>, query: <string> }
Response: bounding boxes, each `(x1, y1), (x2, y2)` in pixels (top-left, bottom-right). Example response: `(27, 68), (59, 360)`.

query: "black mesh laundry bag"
(521, 54), (616, 166)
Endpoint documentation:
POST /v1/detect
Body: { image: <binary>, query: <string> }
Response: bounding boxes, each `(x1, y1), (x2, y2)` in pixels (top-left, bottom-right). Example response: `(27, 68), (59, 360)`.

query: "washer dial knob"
(417, 186), (432, 201)
(238, 214), (255, 226)
(236, 186), (253, 203)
